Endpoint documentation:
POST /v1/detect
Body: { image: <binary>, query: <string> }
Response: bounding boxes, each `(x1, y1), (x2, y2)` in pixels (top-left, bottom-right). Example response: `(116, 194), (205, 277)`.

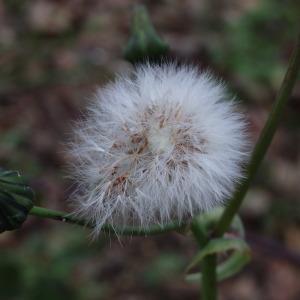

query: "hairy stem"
(215, 33), (300, 236)
(29, 205), (186, 236)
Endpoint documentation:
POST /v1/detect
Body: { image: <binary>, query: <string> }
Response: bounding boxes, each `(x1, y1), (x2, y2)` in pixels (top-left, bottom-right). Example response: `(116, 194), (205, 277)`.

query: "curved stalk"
(215, 33), (300, 236)
(189, 33), (300, 300)
(29, 205), (187, 236)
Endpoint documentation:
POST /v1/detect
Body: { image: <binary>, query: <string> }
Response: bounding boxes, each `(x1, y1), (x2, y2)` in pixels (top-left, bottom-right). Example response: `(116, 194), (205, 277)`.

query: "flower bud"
(124, 5), (169, 64)
(0, 170), (34, 233)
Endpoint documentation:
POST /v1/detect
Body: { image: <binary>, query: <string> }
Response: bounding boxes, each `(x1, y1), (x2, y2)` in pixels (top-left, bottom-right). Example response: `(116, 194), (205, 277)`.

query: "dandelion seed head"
(68, 63), (249, 235)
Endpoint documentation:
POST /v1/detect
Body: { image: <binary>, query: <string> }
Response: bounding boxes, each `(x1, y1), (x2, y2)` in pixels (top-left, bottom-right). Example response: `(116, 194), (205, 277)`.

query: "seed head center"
(148, 125), (173, 154)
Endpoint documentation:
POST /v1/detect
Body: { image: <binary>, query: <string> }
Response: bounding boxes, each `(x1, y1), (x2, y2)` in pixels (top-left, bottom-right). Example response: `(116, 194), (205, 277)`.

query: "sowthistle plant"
(1, 5), (299, 300)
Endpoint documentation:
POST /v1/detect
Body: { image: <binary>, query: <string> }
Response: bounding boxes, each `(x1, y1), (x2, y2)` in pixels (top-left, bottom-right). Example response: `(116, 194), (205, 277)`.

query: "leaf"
(185, 237), (251, 283)
(185, 251), (250, 283)
(193, 207), (245, 238)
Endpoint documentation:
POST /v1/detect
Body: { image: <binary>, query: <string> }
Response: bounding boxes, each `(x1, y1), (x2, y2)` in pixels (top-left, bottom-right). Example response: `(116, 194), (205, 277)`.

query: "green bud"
(0, 170), (34, 233)
(124, 5), (169, 64)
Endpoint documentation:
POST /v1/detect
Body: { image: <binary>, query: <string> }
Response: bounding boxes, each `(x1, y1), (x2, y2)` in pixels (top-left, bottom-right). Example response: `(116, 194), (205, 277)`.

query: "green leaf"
(185, 237), (251, 282)
(123, 5), (169, 64)
(193, 207), (245, 238)
(0, 169), (34, 233)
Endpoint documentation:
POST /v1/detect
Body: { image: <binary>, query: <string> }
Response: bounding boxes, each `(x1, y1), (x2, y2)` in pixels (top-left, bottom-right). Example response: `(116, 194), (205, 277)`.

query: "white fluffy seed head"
(68, 63), (249, 235)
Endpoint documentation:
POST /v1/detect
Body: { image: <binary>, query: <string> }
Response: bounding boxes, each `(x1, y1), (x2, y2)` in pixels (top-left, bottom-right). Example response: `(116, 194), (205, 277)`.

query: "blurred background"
(0, 0), (300, 299)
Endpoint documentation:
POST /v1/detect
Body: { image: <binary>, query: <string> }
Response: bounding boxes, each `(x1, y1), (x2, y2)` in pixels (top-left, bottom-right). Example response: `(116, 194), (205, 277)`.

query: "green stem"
(191, 219), (218, 300)
(29, 205), (186, 236)
(215, 33), (300, 236)
(201, 255), (217, 300)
